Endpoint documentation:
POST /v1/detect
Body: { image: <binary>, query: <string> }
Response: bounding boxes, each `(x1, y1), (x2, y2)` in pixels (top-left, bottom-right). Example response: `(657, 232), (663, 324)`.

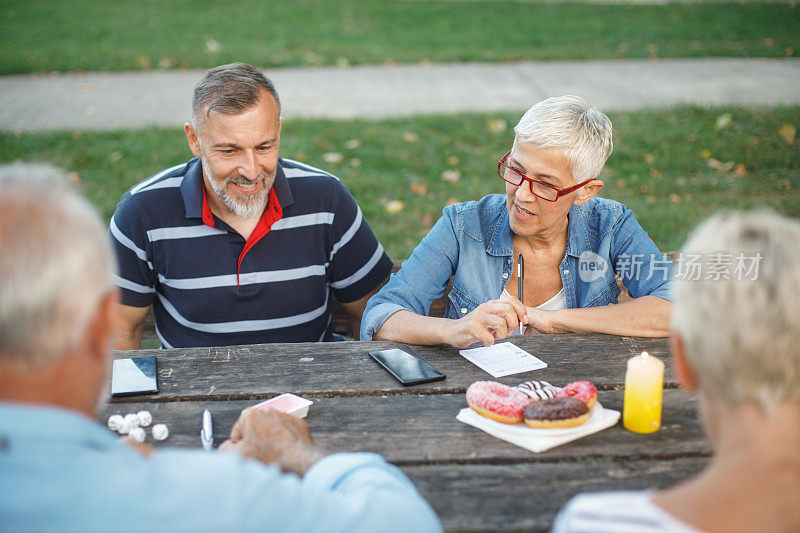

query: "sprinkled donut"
(559, 380), (598, 409)
(466, 381), (532, 424)
(515, 380), (563, 401)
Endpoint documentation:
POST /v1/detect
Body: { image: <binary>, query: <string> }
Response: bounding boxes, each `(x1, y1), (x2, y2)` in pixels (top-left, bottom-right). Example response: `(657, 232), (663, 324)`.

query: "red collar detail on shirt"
(237, 186), (283, 287)
(201, 184), (284, 289)
(201, 184), (215, 228)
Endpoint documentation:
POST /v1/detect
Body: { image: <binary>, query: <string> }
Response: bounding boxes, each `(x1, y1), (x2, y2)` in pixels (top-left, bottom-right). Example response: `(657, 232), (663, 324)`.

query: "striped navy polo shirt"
(110, 157), (393, 348)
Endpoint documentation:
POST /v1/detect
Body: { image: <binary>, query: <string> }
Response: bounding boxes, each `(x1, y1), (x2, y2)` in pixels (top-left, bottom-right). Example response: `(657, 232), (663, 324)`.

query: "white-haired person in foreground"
(0, 164), (441, 533)
(362, 96), (672, 347)
(553, 211), (800, 533)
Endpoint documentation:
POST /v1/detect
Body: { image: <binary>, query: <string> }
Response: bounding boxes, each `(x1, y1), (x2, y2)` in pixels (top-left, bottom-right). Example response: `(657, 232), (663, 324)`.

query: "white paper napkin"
(456, 401), (621, 453)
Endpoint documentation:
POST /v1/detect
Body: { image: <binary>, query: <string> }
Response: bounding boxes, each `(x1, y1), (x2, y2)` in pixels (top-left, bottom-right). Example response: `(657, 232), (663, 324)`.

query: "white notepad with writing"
(458, 342), (547, 377)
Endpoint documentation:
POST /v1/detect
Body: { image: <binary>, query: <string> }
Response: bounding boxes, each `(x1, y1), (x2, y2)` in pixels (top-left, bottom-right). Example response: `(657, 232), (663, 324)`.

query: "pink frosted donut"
(559, 380), (598, 409)
(466, 381), (531, 424)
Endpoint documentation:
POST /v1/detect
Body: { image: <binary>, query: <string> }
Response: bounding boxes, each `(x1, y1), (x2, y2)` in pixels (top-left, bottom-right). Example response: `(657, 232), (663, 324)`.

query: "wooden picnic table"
(98, 334), (711, 532)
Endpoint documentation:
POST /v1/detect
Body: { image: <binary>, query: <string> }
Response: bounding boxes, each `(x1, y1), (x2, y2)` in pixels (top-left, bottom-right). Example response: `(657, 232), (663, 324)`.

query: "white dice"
(151, 423), (169, 441)
(136, 410), (153, 427)
(128, 427), (146, 443)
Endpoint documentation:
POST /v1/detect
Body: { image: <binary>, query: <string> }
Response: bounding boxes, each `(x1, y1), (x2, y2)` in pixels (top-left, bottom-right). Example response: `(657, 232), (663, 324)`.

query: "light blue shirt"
(361, 195), (673, 340)
(0, 403), (442, 533)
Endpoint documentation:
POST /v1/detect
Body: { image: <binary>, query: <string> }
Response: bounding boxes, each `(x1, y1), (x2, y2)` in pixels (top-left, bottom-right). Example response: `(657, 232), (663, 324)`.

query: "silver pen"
(518, 253), (525, 335)
(200, 409), (213, 451)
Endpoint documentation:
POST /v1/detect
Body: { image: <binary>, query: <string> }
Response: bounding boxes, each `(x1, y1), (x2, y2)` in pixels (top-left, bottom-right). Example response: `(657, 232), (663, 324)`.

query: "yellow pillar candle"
(623, 351), (665, 434)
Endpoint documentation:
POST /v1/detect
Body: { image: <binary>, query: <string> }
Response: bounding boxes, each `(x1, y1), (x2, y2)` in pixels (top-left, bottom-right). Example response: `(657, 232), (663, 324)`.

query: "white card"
(458, 341), (547, 377)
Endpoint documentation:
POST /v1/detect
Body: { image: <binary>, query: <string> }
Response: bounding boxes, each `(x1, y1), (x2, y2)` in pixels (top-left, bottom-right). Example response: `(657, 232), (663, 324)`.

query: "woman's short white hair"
(513, 95), (613, 182)
(0, 163), (116, 370)
(672, 211), (800, 413)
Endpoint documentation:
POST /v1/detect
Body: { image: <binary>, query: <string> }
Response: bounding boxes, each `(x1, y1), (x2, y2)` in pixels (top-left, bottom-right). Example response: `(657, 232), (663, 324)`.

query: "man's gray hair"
(0, 164), (116, 369)
(513, 95), (613, 182)
(672, 211), (800, 413)
(191, 62), (281, 128)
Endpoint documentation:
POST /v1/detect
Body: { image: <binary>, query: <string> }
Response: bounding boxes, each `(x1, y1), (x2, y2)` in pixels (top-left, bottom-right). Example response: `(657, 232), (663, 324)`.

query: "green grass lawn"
(1, 106), (798, 258)
(1, 1), (797, 74)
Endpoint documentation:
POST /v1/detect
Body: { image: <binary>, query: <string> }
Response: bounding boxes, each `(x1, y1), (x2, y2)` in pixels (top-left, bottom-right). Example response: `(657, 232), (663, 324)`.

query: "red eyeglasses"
(498, 150), (591, 202)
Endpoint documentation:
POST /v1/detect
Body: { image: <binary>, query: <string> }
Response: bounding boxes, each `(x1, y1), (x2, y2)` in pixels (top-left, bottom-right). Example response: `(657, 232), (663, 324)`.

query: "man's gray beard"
(203, 164), (270, 219)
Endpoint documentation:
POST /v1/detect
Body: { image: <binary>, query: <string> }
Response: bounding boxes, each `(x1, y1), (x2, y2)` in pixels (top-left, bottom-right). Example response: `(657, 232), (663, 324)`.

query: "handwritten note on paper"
(458, 342), (547, 378)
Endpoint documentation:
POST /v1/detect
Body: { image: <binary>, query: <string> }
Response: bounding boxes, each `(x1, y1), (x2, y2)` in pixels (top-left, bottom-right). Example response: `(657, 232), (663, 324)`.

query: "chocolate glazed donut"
(523, 397), (591, 429)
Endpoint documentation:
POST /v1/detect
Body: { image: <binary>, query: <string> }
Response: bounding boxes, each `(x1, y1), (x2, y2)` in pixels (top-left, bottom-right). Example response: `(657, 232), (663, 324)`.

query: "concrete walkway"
(2, 58), (798, 131)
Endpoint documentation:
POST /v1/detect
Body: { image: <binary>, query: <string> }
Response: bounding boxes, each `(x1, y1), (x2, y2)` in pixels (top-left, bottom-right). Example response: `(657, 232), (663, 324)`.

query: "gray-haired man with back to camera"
(0, 163), (441, 532)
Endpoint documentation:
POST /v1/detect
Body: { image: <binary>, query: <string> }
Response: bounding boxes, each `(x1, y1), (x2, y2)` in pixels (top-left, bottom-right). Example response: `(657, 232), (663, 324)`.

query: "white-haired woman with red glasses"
(361, 96), (672, 348)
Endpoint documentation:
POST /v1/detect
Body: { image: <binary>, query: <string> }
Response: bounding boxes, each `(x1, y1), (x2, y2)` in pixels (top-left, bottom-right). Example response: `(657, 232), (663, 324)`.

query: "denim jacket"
(361, 194), (673, 340)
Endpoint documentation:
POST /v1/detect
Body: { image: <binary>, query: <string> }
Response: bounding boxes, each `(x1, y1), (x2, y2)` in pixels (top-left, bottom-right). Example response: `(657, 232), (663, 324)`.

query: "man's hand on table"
(220, 407), (327, 477)
(121, 437), (155, 457)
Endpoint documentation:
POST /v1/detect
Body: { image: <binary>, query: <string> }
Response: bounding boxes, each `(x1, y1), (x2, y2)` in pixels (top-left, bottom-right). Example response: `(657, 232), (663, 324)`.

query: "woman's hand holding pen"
(442, 299), (528, 349)
(521, 306), (562, 334)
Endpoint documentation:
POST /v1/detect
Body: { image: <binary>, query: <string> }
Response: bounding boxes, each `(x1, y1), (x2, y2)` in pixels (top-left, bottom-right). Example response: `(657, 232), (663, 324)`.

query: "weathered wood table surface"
(98, 334), (711, 532)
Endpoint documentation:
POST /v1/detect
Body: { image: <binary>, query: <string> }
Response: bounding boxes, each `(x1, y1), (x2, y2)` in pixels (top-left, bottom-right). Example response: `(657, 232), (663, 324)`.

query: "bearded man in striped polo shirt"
(111, 63), (393, 349)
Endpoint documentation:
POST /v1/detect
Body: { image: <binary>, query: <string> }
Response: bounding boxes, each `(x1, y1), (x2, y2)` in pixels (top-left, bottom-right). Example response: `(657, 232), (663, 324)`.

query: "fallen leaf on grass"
(409, 183), (427, 195)
(344, 139), (361, 149)
(158, 57), (175, 69)
(441, 170), (461, 182)
(700, 149), (711, 159)
(645, 196), (657, 204)
(644, 153), (655, 164)
(486, 119), (507, 133)
(715, 113), (733, 130)
(109, 151), (123, 163)
(384, 200), (405, 214)
(336, 57), (350, 68)
(303, 51), (323, 65)
(778, 124), (796, 145)
(402, 132), (419, 143)
(134, 55), (150, 68)
(294, 152), (307, 162)
(669, 193), (681, 203)
(205, 38), (221, 53)
(349, 158), (361, 167)
(733, 164), (748, 177)
(66, 172), (81, 185)
(707, 158), (734, 171)
(322, 152), (343, 164)
(446, 156), (459, 166)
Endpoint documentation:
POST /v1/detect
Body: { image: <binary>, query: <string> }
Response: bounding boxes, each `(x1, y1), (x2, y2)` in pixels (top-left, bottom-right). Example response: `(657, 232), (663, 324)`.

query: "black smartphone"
(368, 348), (446, 386)
(111, 356), (158, 397)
